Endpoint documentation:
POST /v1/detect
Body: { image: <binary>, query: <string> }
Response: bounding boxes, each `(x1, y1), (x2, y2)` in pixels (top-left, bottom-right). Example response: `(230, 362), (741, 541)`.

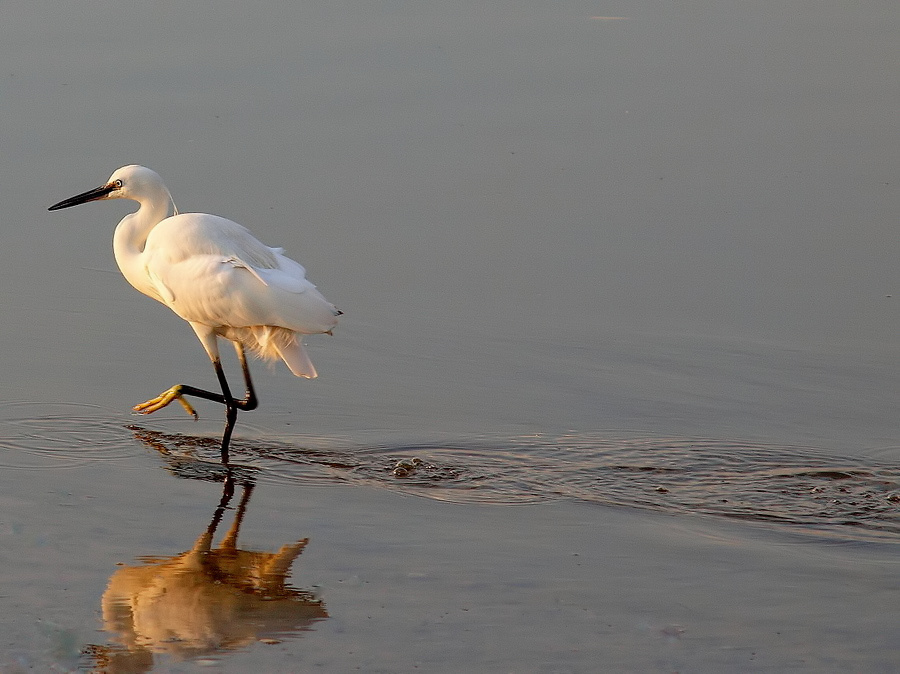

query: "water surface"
(1, 0), (898, 671)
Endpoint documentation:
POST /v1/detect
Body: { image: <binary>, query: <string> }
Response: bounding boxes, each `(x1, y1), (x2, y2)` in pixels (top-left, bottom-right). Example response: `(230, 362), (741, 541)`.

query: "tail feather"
(275, 339), (318, 378)
(226, 325), (322, 378)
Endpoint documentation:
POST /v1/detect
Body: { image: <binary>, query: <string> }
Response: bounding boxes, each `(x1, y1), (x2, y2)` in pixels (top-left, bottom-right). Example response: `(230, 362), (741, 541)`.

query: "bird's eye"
(114, 179), (123, 188)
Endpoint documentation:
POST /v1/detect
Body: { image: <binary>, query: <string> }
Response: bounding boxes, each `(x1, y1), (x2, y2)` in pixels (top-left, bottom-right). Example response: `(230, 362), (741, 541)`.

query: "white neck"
(112, 190), (172, 299)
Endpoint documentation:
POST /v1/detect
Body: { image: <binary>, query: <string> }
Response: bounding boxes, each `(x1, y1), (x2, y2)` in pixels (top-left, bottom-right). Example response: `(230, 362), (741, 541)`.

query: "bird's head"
(49, 165), (169, 211)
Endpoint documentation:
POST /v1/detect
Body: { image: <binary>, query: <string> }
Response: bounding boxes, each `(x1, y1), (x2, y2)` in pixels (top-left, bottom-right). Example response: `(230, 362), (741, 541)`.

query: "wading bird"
(49, 165), (341, 463)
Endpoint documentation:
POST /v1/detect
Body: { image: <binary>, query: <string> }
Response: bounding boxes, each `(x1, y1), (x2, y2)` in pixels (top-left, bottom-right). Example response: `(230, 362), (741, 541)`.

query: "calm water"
(1, 0), (898, 671)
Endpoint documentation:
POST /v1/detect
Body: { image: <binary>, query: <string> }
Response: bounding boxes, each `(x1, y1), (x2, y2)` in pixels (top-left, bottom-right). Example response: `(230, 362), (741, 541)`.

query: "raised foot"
(133, 385), (199, 420)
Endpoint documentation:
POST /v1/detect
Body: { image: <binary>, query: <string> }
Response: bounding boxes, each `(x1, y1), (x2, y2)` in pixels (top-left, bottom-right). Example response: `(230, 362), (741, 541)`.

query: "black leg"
(133, 343), (260, 465)
(133, 382), (228, 417)
(212, 346), (258, 464)
(219, 405), (237, 465)
(215, 345), (258, 412)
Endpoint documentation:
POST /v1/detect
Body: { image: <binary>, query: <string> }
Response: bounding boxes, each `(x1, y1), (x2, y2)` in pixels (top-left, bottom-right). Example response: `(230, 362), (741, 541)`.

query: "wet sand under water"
(0, 405), (897, 672)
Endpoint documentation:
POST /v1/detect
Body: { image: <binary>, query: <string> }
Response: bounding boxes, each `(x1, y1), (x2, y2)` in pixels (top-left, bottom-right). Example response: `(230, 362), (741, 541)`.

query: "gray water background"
(0, 0), (898, 671)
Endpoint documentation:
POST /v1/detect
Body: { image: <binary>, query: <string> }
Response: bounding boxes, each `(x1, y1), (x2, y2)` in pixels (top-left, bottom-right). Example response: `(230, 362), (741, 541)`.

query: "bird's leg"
(132, 382), (229, 418)
(132, 345), (258, 417)
(231, 343), (259, 412)
(220, 399), (238, 465)
(132, 343), (259, 465)
(212, 346), (258, 464)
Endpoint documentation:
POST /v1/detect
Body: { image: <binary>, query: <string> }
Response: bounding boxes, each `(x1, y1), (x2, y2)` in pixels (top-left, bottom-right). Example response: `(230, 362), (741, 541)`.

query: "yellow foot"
(132, 385), (199, 420)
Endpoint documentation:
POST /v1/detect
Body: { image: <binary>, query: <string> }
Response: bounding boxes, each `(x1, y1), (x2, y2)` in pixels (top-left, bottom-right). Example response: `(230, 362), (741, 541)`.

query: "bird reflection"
(84, 438), (327, 673)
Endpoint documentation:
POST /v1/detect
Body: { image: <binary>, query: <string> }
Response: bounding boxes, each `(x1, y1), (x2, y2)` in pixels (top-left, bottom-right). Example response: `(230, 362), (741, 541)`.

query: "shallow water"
(1, 0), (899, 671)
(2, 407), (898, 672)
(4, 403), (899, 542)
(122, 426), (900, 542)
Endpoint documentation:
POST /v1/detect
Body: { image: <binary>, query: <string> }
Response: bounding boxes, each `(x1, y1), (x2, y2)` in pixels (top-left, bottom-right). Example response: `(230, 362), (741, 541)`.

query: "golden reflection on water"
(84, 475), (326, 672)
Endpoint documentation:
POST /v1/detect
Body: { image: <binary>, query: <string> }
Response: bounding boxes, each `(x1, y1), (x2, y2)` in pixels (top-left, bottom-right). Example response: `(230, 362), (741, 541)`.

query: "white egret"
(49, 165), (341, 462)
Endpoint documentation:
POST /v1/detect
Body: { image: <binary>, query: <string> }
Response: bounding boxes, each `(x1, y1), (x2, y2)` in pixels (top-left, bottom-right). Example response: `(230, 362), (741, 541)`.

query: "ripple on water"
(128, 427), (900, 543)
(0, 402), (138, 468)
(1, 403), (897, 542)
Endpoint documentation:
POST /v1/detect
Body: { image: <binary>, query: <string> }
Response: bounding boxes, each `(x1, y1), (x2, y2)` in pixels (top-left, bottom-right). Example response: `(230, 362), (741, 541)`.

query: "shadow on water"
(81, 470), (327, 673)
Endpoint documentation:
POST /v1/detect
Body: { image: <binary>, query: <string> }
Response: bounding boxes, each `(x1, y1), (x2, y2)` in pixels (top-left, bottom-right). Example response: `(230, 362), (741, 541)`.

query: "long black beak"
(48, 183), (116, 211)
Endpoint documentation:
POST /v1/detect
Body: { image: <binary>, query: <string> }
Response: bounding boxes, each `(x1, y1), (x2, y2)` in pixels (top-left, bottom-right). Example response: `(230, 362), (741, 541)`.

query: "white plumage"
(49, 164), (340, 435)
(139, 210), (338, 378)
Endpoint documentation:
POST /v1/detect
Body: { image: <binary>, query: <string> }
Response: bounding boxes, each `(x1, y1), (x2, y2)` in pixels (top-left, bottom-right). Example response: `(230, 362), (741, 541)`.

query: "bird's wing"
(147, 268), (176, 304)
(222, 256), (269, 286)
(254, 266), (317, 294)
(143, 214), (337, 333)
(223, 255), (317, 294)
(147, 213), (281, 269)
(147, 253), (337, 334)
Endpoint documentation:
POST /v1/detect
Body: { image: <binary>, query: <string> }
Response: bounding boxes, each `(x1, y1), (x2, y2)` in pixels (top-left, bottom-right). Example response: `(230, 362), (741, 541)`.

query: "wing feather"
(143, 213), (339, 336)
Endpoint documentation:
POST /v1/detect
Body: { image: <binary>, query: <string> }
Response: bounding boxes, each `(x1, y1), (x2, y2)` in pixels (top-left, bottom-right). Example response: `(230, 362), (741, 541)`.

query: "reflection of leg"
(207, 473), (236, 537)
(221, 482), (255, 550)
